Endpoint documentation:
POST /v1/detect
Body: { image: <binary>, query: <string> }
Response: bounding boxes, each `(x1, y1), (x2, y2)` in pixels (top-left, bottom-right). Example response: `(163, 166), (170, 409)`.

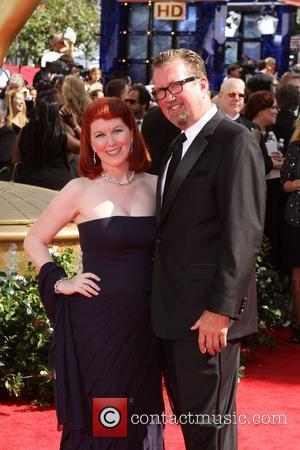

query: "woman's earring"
(93, 151), (97, 165)
(130, 143), (134, 153)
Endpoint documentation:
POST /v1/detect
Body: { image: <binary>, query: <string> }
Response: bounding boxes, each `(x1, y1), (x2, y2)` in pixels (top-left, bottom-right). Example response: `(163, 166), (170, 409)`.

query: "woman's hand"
(293, 179), (300, 190)
(57, 272), (101, 298)
(271, 150), (283, 170)
(59, 105), (78, 130)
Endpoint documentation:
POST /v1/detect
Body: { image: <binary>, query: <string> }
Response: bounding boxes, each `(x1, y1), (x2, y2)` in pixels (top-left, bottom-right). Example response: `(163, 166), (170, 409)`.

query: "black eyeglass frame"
(151, 76), (199, 101)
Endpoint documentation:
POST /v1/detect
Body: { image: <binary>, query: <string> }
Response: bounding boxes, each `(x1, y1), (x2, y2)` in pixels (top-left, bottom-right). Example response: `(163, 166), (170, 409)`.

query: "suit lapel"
(156, 134), (183, 225)
(159, 110), (226, 226)
(159, 133), (208, 225)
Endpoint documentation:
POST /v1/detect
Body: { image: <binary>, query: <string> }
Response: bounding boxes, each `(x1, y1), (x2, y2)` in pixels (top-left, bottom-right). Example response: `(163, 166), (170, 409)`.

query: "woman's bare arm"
(24, 178), (82, 269)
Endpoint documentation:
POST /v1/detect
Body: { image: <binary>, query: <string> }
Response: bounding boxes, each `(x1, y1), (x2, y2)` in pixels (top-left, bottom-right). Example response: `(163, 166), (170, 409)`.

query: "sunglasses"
(125, 99), (139, 105)
(226, 92), (245, 99)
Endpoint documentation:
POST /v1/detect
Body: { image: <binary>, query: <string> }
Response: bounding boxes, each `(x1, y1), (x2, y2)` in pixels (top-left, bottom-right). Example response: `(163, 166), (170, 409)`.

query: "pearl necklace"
(101, 171), (135, 185)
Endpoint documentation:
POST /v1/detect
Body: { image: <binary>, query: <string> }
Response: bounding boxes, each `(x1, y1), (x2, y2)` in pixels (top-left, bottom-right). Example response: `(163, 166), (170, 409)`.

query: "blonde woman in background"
(61, 75), (91, 126)
(6, 89), (28, 135)
(60, 75), (91, 176)
(282, 116), (300, 343)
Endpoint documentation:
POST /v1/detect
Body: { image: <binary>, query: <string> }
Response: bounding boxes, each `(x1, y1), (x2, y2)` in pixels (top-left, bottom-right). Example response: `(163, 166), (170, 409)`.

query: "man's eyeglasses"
(125, 99), (139, 105)
(152, 76), (199, 101)
(226, 92), (245, 99)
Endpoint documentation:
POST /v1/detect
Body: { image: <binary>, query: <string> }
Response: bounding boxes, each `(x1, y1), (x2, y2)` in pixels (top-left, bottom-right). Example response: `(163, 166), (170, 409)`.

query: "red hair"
(244, 90), (275, 122)
(79, 97), (151, 178)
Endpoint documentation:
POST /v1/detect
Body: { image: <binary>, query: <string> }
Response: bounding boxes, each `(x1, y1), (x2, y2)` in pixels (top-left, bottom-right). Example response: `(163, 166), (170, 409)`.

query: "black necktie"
(163, 132), (187, 202)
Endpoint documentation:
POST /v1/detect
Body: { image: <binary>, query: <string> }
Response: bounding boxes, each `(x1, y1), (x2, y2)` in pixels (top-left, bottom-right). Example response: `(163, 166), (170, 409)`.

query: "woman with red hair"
(24, 97), (163, 449)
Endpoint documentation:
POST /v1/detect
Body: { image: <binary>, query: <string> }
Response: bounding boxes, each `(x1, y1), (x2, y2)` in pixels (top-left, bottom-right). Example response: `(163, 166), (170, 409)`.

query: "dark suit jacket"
(151, 111), (266, 341)
(142, 106), (180, 175)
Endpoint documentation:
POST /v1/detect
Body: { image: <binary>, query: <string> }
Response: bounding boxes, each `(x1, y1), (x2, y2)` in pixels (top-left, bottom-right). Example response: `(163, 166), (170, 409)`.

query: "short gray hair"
(8, 73), (25, 89)
(152, 49), (207, 78)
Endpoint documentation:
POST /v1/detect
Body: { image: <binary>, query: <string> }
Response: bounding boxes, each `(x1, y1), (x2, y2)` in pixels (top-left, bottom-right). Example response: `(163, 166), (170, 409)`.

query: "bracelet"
(54, 277), (68, 294)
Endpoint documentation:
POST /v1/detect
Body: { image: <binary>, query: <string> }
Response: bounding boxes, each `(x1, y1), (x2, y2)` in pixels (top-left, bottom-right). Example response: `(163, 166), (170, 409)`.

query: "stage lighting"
(257, 15), (279, 35)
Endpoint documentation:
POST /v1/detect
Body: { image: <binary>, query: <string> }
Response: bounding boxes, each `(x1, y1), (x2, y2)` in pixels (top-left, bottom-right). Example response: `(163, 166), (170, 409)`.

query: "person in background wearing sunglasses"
(218, 77), (273, 175)
(125, 84), (152, 131)
(150, 49), (266, 450)
(218, 78), (246, 121)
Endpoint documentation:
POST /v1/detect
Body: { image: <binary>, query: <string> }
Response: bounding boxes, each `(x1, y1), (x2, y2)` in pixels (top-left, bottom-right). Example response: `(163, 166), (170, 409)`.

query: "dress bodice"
(77, 216), (156, 294)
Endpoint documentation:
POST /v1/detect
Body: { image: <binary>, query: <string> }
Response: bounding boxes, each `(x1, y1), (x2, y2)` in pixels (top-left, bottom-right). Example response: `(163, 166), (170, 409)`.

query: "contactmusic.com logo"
(93, 398), (128, 437)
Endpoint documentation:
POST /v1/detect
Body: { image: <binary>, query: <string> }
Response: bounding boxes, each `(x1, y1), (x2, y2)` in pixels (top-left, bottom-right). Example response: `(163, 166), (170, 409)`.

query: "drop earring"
(93, 151), (97, 165)
(130, 143), (134, 153)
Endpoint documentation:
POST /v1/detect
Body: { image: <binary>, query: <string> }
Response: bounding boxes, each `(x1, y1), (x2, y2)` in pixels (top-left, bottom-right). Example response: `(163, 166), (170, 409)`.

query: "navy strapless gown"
(39, 217), (163, 449)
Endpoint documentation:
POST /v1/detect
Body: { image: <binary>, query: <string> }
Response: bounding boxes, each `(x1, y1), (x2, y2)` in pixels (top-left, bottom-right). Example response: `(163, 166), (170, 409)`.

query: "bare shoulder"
(49, 177), (92, 213)
(138, 172), (158, 189)
(60, 177), (90, 197)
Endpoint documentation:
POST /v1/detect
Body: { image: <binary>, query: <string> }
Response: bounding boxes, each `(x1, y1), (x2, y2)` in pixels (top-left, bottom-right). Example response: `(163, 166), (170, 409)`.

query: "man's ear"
(199, 76), (209, 91)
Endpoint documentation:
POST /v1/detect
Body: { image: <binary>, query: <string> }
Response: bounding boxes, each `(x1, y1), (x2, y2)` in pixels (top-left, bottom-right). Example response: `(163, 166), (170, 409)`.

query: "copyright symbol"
(99, 406), (121, 428)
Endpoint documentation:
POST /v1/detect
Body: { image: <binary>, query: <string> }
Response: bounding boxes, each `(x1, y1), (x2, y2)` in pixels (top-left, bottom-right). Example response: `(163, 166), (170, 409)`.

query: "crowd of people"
(1, 45), (300, 449)
(213, 59), (300, 345)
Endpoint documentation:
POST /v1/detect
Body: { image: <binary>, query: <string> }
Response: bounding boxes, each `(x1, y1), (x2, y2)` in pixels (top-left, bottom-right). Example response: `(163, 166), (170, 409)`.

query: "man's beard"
(170, 110), (189, 127)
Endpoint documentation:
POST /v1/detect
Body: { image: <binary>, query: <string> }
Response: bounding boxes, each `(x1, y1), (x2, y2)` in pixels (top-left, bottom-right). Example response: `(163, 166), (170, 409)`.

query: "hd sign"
(154, 2), (186, 20)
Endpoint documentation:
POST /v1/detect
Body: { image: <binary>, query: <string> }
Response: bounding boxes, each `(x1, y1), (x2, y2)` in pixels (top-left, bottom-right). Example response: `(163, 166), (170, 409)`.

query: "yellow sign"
(154, 2), (186, 21)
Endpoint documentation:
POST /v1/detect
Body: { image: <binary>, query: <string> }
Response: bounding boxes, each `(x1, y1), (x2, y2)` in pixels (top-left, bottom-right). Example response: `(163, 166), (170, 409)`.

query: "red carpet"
(0, 329), (299, 450)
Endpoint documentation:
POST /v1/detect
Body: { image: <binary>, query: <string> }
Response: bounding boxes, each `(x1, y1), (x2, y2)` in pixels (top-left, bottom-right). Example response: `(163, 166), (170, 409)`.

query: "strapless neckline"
(77, 216), (155, 228)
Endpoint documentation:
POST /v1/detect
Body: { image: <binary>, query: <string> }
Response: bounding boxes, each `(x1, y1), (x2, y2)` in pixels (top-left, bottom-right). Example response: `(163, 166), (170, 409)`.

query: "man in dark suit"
(124, 83), (152, 130)
(142, 105), (180, 175)
(151, 49), (266, 449)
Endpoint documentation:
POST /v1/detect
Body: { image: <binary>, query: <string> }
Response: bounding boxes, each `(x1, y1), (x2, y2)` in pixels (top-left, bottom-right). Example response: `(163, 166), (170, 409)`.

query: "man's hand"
(190, 310), (230, 356)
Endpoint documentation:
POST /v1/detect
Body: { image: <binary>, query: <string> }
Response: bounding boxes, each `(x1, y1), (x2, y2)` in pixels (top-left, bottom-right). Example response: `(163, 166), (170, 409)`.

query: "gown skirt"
(39, 216), (163, 450)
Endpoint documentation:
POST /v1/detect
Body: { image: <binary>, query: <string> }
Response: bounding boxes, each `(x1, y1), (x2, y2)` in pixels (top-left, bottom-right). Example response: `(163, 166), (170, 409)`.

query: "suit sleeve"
(207, 128), (266, 318)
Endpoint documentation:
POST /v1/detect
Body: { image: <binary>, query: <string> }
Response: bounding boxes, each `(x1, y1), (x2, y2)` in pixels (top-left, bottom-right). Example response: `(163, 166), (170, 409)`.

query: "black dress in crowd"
(39, 216), (164, 449)
(16, 125), (72, 190)
(0, 125), (16, 181)
(281, 140), (300, 267)
(263, 131), (287, 271)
